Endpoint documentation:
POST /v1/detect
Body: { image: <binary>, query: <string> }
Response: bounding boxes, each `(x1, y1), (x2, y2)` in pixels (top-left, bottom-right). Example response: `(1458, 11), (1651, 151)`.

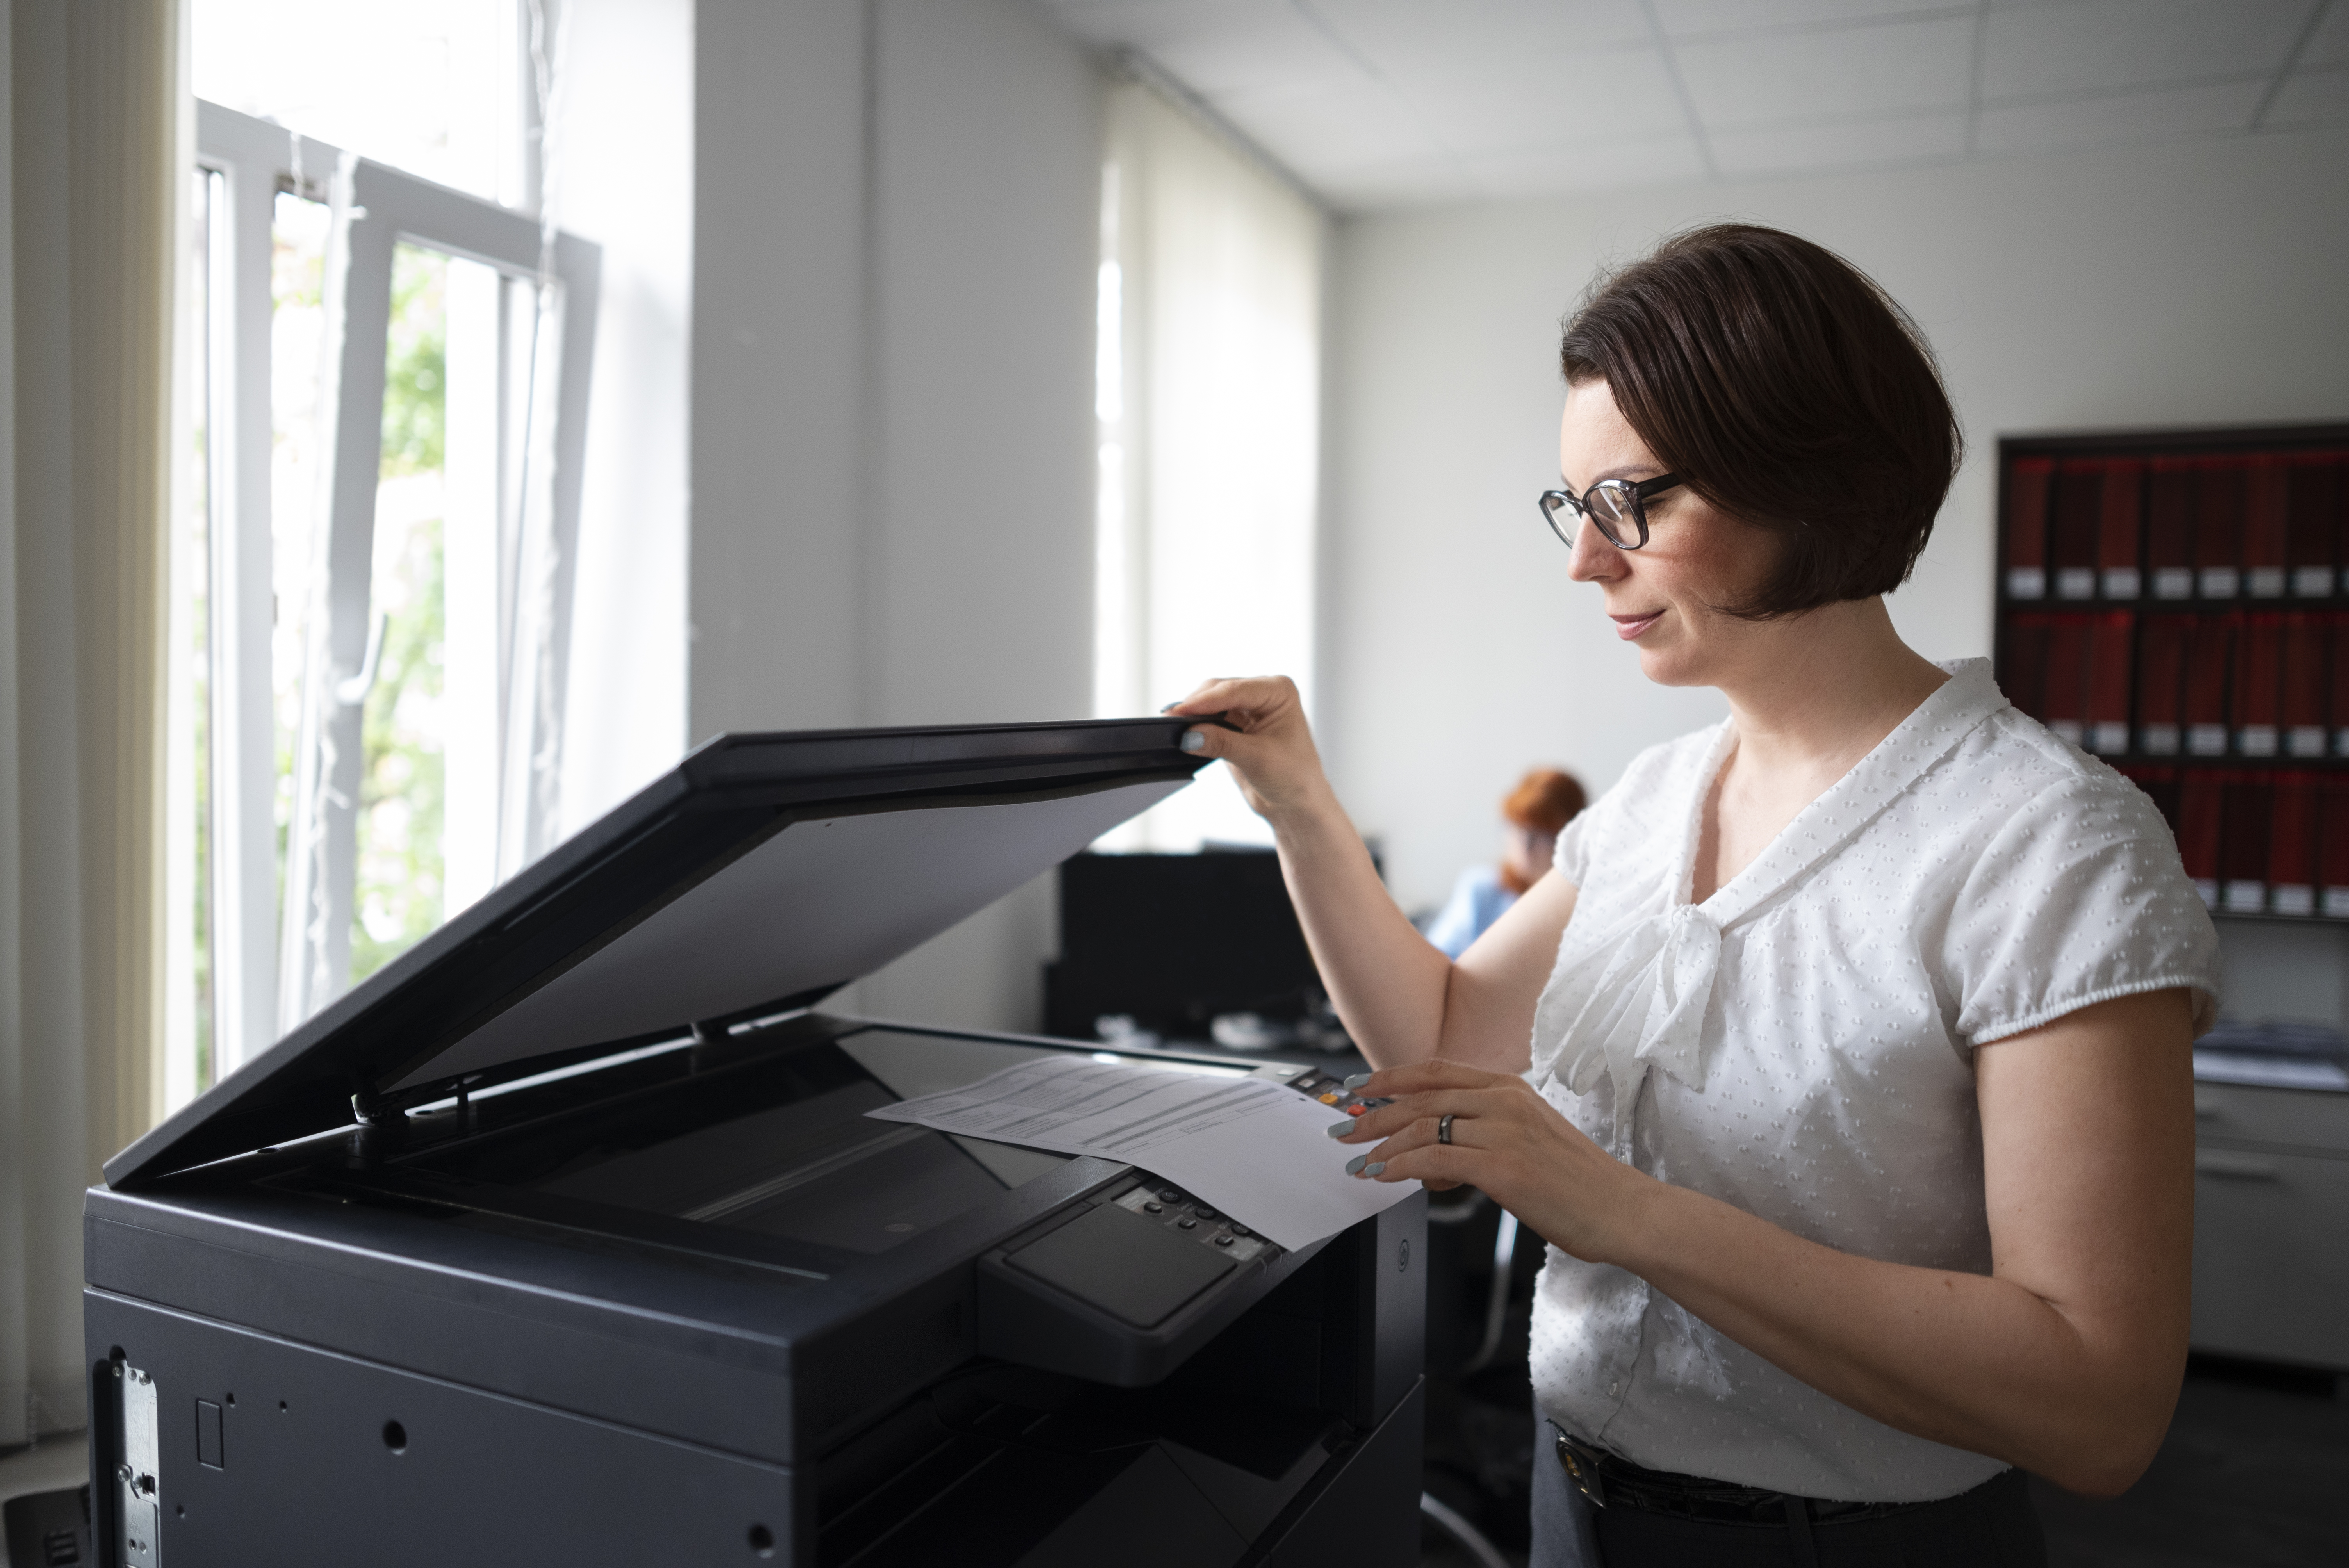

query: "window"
(168, 88), (597, 1109)
(1093, 81), (1325, 851)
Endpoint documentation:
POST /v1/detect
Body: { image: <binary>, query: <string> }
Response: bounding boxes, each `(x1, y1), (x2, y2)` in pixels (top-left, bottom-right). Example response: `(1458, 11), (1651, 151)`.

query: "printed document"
(866, 1055), (1414, 1250)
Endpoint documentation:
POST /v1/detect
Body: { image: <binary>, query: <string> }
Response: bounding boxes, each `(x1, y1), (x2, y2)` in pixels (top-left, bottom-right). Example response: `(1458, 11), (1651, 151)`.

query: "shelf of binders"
(1993, 425), (2349, 923)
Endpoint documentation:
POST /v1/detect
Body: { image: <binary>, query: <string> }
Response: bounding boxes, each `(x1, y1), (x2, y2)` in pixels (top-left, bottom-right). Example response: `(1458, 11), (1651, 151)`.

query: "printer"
(82, 719), (1426, 1567)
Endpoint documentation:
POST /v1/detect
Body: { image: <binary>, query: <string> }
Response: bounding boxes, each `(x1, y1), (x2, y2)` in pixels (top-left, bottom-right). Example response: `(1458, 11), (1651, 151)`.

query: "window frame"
(191, 101), (601, 1073)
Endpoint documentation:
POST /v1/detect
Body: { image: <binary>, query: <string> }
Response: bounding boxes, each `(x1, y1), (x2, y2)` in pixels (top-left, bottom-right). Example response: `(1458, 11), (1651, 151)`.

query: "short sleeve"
(1943, 772), (2221, 1046)
(1551, 806), (1595, 890)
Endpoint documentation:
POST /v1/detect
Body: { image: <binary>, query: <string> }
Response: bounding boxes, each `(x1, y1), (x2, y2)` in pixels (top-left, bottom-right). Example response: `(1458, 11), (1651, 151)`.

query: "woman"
(1169, 225), (2218, 1566)
(1424, 768), (1588, 959)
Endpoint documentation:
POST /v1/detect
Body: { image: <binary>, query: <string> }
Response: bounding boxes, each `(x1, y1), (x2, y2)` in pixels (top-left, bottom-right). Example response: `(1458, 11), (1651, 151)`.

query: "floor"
(1419, 1355), (2349, 1568)
(2029, 1356), (2349, 1568)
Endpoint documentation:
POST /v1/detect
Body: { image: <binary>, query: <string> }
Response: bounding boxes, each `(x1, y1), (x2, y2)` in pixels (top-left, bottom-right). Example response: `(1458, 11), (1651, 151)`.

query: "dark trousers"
(1530, 1419), (2048, 1567)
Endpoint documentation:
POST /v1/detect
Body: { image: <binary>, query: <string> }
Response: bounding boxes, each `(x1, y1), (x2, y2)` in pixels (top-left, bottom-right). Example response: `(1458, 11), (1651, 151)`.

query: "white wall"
(691, 0), (1101, 1032)
(554, 0), (694, 838)
(1323, 127), (2349, 921)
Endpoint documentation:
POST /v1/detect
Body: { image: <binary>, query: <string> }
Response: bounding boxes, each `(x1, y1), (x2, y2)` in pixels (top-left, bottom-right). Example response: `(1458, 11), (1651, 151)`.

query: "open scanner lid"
(107, 718), (1210, 1189)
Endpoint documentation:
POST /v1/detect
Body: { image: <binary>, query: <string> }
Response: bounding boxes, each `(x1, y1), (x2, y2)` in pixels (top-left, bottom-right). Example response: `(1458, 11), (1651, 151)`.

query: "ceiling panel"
(1212, 78), (1449, 171)
(1041, 0), (2344, 211)
(2266, 65), (2349, 125)
(1674, 14), (1977, 126)
(1709, 109), (1969, 174)
(2300, 1), (2349, 66)
(1463, 131), (1711, 195)
(1656, 0), (1969, 35)
(1310, 0), (1654, 68)
(1980, 0), (2313, 100)
(1389, 47), (1688, 154)
(1976, 76), (2267, 152)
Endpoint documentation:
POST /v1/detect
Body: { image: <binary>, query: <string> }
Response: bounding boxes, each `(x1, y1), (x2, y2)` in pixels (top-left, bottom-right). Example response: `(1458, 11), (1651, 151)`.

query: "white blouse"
(1527, 658), (2221, 1504)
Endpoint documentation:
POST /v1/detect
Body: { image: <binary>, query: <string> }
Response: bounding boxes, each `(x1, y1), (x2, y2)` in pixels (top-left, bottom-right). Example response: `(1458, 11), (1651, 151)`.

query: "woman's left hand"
(1336, 1059), (1652, 1264)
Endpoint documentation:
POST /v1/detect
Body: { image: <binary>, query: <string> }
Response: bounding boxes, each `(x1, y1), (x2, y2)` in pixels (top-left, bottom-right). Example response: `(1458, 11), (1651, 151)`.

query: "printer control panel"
(1109, 1182), (1273, 1264)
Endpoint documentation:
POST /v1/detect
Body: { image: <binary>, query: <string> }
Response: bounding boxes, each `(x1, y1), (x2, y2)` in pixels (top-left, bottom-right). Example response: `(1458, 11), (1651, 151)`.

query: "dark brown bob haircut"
(1558, 223), (1962, 619)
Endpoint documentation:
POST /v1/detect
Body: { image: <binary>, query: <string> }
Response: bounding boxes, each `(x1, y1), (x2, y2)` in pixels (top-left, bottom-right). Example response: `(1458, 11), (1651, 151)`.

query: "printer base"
(84, 1289), (797, 1568)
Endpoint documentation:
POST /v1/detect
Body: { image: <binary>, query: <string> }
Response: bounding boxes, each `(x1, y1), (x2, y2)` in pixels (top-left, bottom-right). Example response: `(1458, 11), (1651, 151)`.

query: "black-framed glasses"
(1538, 474), (1682, 551)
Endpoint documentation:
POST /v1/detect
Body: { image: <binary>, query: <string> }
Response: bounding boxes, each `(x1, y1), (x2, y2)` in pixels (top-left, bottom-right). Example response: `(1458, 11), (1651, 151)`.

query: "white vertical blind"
(1096, 80), (1324, 850)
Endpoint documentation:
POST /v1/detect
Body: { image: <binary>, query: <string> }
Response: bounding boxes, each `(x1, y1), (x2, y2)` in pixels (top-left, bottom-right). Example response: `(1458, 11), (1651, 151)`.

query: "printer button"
(1144, 1202), (1164, 1214)
(1158, 1189), (1180, 1203)
(1215, 1233), (1235, 1246)
(1178, 1217), (1198, 1230)
(1195, 1208), (1217, 1219)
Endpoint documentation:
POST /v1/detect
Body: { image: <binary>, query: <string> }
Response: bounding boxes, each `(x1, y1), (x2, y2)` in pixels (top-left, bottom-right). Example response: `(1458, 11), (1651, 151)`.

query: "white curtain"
(0, 0), (185, 1445)
(1095, 79), (1324, 850)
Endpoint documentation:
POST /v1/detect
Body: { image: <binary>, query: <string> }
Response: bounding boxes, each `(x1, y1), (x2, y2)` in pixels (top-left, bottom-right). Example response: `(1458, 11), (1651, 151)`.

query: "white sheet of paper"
(865, 1055), (1414, 1251)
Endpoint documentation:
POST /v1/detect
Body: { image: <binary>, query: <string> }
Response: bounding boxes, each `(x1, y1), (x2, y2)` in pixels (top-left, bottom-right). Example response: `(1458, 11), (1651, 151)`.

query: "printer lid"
(107, 718), (1208, 1189)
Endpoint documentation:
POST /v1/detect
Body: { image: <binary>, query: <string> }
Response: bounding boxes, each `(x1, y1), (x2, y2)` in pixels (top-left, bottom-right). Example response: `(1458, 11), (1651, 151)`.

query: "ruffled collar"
(1531, 659), (2008, 1107)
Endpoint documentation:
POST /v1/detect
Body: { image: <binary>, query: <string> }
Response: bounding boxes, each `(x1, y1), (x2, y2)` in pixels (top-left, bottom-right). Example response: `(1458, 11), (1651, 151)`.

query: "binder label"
(2188, 724), (2229, 756)
(2247, 567), (2287, 599)
(2237, 725), (2278, 757)
(2101, 567), (2141, 600)
(2272, 885), (2315, 917)
(2007, 566), (2046, 600)
(2199, 567), (2240, 598)
(2139, 723), (2180, 756)
(2153, 568), (2194, 600)
(2289, 725), (2328, 758)
(2056, 568), (2096, 600)
(2293, 566), (2333, 597)
(2222, 880), (2267, 914)
(2089, 722), (2130, 755)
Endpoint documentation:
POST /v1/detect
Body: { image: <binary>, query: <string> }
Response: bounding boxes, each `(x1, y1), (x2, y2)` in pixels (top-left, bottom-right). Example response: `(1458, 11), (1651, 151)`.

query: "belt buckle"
(1554, 1431), (1608, 1509)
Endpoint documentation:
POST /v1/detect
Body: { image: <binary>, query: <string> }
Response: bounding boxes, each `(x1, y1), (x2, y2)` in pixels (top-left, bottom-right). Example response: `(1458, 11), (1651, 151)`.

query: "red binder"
(2282, 613), (2328, 758)
(2286, 454), (2339, 599)
(2244, 456), (2289, 599)
(2041, 617), (2091, 746)
(2002, 615), (2050, 718)
(2333, 611), (2349, 758)
(2177, 770), (2222, 907)
(2182, 615), (2235, 756)
(2051, 465), (2100, 600)
(2099, 460), (2143, 599)
(2005, 458), (2053, 600)
(2267, 772), (2316, 915)
(2195, 458), (2246, 599)
(2135, 616), (2185, 755)
(2146, 459), (2194, 600)
(2233, 612), (2282, 756)
(2219, 774), (2271, 913)
(2121, 766), (2180, 841)
(2087, 613), (2133, 754)
(2324, 779), (2349, 918)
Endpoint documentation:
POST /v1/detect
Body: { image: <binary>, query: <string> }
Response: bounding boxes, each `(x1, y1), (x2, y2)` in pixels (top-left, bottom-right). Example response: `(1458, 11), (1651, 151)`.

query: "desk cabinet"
(2190, 1081), (2349, 1370)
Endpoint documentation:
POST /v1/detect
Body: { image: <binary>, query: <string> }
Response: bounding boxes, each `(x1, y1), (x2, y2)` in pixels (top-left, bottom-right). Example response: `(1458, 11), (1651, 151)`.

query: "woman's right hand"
(1165, 675), (1332, 826)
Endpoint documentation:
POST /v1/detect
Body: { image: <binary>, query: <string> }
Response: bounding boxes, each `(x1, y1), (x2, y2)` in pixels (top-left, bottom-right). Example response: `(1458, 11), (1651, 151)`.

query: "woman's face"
(1557, 380), (1782, 688)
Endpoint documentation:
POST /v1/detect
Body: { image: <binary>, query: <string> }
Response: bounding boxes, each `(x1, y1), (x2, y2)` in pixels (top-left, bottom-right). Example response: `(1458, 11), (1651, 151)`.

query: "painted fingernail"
(1344, 1153), (1370, 1175)
(1326, 1119), (1356, 1137)
(1343, 1072), (1373, 1089)
(1363, 1162), (1386, 1176)
(1159, 702), (1178, 713)
(1179, 731), (1206, 753)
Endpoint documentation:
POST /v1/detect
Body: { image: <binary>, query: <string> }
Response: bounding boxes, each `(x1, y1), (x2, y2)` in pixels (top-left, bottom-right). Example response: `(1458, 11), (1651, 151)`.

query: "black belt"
(1553, 1427), (1946, 1564)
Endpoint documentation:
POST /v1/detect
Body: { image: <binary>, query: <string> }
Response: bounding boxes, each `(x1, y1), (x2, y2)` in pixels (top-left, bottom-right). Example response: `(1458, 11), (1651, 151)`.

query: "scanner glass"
(415, 1028), (1072, 1257)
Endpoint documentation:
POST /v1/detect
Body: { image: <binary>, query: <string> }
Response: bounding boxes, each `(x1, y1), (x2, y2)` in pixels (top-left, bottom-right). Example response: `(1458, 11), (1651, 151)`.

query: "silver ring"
(1437, 1113), (1455, 1146)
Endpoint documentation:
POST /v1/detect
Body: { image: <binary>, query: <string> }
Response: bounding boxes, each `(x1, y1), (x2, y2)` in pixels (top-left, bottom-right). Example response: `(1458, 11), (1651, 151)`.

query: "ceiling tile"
(1047, 0), (1364, 97)
(1708, 109), (1968, 173)
(2300, 0), (2349, 66)
(2264, 65), (2349, 125)
(1212, 77), (1449, 170)
(1309, 159), (1483, 209)
(1674, 14), (1975, 125)
(1976, 77), (2267, 151)
(1307, 0), (1654, 70)
(1461, 132), (1711, 194)
(1392, 47), (1690, 155)
(1980, 0), (2311, 99)
(1656, 0), (1971, 37)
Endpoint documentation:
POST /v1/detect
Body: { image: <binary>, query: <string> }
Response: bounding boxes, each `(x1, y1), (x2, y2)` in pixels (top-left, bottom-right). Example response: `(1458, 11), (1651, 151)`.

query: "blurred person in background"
(1425, 768), (1587, 959)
